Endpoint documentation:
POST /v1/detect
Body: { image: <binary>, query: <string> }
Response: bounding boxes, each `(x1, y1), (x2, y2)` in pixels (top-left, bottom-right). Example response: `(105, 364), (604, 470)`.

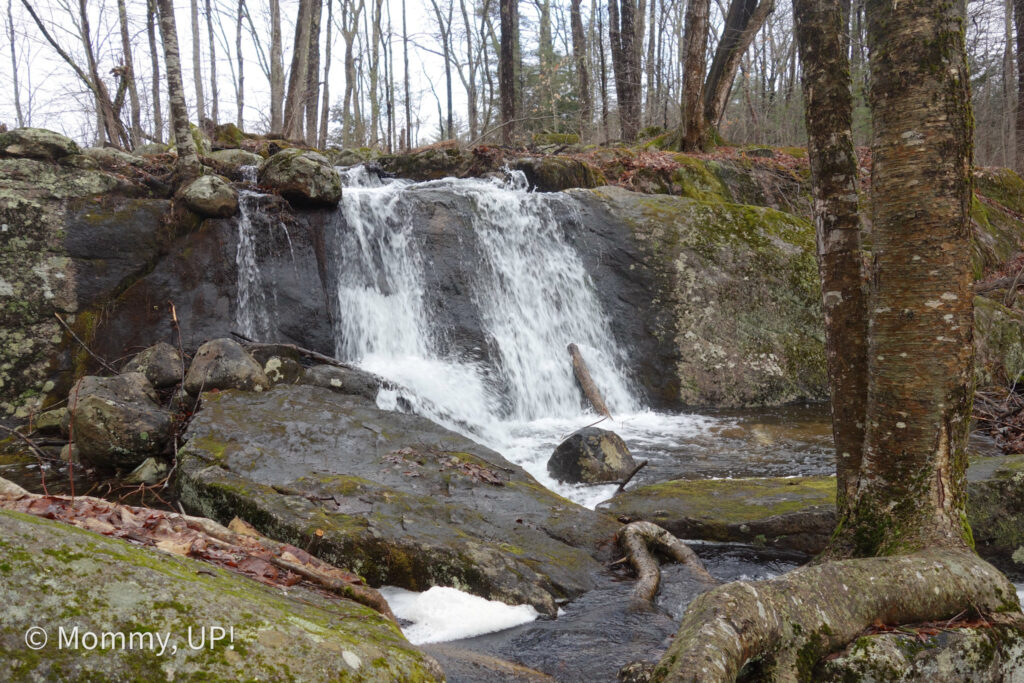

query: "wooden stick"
(54, 313), (118, 374)
(616, 460), (648, 493)
(567, 343), (613, 420)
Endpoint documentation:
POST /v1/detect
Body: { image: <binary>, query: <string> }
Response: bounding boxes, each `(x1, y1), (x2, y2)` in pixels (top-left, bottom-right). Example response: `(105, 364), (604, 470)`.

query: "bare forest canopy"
(0, 0), (1020, 165)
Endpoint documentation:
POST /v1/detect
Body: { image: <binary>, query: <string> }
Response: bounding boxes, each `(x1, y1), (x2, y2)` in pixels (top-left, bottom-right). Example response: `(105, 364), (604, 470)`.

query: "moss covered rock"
(974, 295), (1024, 386)
(181, 175), (239, 218)
(176, 384), (620, 615)
(258, 149), (342, 206)
(0, 128), (80, 160)
(510, 156), (605, 191)
(0, 509), (443, 682)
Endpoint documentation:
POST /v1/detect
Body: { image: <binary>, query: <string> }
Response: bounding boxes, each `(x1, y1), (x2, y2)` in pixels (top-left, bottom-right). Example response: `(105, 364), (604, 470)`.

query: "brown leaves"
(0, 490), (393, 620)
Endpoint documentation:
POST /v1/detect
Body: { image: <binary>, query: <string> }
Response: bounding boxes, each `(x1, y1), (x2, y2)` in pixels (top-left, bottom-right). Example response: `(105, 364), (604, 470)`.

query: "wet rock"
(182, 174), (239, 218)
(0, 127), (80, 160)
(301, 364), (382, 400)
(0, 509), (442, 682)
(176, 385), (620, 615)
(548, 428), (636, 484)
(33, 407), (67, 434)
(258, 149), (342, 206)
(208, 148), (263, 169)
(510, 156), (605, 192)
(68, 373), (173, 469)
(123, 341), (183, 389)
(817, 623), (1024, 681)
(184, 338), (270, 395)
(124, 456), (170, 484)
(603, 454), (1024, 560)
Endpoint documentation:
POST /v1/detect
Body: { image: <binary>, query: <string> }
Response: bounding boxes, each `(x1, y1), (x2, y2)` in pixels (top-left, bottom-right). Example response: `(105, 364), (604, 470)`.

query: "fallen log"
(568, 343), (613, 420)
(617, 521), (717, 605)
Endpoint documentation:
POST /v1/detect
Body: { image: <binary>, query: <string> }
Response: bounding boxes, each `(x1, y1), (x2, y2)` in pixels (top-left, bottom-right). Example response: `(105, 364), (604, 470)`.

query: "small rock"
(184, 338), (271, 395)
(0, 127), (80, 160)
(262, 356), (304, 385)
(123, 341), (183, 389)
(67, 373), (173, 469)
(33, 408), (67, 435)
(301, 364), (380, 400)
(548, 427), (636, 484)
(182, 174), (239, 217)
(124, 457), (169, 485)
(60, 443), (80, 464)
(258, 149), (342, 206)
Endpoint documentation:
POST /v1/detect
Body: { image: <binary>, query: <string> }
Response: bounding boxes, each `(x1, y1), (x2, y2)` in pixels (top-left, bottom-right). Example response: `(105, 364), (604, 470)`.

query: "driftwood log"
(617, 521), (717, 605)
(568, 343), (613, 419)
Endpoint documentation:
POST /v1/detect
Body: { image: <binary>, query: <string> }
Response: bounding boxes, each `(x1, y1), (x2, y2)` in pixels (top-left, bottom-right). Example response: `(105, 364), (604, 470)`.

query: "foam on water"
(379, 585), (539, 644)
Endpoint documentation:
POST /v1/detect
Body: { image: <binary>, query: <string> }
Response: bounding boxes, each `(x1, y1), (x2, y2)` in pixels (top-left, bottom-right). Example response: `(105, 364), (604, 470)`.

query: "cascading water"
(232, 167), (831, 507)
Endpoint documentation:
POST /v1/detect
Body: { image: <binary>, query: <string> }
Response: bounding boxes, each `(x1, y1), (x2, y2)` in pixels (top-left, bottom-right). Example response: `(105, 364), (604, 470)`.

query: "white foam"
(379, 585), (540, 644)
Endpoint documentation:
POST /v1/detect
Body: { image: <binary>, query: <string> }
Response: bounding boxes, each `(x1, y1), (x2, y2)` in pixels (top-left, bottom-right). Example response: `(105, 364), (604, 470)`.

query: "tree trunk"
(371, 0), (385, 144)
(318, 0), (333, 148)
(236, 0), (244, 128)
(499, 0), (517, 144)
(571, 0), (592, 139)
(155, 0), (201, 176)
(644, 0), (657, 125)
(701, 0), (775, 141)
(304, 0), (322, 142)
(679, 0), (709, 150)
(269, 0), (284, 134)
(598, 7), (609, 142)
(147, 0), (163, 141)
(793, 0), (866, 529)
(117, 0), (142, 146)
(205, 0), (219, 125)
(403, 0), (411, 148)
(191, 0), (205, 124)
(567, 343), (613, 419)
(7, 0), (25, 127)
(1016, 0), (1024, 171)
(283, 0), (312, 141)
(845, 0), (976, 555)
(459, 0), (478, 141)
(608, 0), (642, 141)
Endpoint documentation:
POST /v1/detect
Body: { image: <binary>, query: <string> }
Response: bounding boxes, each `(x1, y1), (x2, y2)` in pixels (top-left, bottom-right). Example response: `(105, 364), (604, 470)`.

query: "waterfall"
(234, 191), (272, 340)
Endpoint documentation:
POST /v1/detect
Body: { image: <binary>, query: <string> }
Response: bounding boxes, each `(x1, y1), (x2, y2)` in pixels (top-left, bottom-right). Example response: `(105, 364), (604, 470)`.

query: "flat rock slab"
(603, 454), (1024, 559)
(0, 509), (441, 682)
(177, 385), (620, 615)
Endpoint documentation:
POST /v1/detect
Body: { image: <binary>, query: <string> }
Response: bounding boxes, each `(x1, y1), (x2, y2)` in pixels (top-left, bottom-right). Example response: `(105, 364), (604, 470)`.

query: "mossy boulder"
(0, 127), (80, 160)
(548, 428), (635, 484)
(568, 186), (826, 408)
(184, 338), (270, 395)
(207, 148), (263, 170)
(510, 156), (605, 191)
(974, 295), (1024, 386)
(0, 509), (443, 681)
(258, 149), (342, 206)
(816, 623), (1024, 681)
(211, 122), (246, 148)
(603, 454), (1024, 561)
(68, 373), (173, 469)
(182, 174), (239, 218)
(123, 341), (183, 389)
(176, 384), (621, 615)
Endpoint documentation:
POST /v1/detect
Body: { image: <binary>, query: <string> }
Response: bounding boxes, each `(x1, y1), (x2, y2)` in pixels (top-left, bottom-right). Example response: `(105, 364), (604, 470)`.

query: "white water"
(234, 191), (272, 340)
(237, 166), (721, 507)
(379, 585), (539, 644)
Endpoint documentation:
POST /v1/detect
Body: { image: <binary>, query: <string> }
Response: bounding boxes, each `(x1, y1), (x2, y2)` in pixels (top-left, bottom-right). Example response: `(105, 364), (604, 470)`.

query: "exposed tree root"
(650, 550), (1020, 682)
(618, 521), (718, 605)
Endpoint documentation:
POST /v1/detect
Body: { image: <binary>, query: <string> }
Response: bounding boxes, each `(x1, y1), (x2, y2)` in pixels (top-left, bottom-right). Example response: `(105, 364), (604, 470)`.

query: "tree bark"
(571, 0), (592, 138)
(147, 0), (163, 141)
(304, 0), (322, 142)
(269, 0), (284, 134)
(618, 521), (716, 605)
(117, 0), (142, 146)
(155, 0), (201, 176)
(283, 0), (312, 141)
(608, 0), (642, 141)
(1016, 0), (1024, 171)
(318, 0), (333, 148)
(679, 0), (709, 150)
(205, 0), (219, 125)
(191, 0), (205, 124)
(651, 551), (1018, 681)
(567, 343), (612, 419)
(701, 0), (774, 140)
(236, 0), (245, 128)
(793, 0), (866, 530)
(499, 0), (517, 144)
(403, 0), (411, 148)
(7, 0), (25, 127)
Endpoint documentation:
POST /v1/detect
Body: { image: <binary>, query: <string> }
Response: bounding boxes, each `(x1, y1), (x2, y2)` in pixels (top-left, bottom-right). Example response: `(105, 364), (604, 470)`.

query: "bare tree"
(283, 0), (312, 141)
(191, 0), (205, 123)
(499, 0), (517, 143)
(205, 0), (219, 124)
(571, 0), (592, 137)
(680, 0), (709, 149)
(269, 0), (283, 133)
(608, 0), (643, 140)
(155, 0), (200, 175)
(6, 0), (25, 127)
(147, 0), (164, 141)
(116, 0), (142, 145)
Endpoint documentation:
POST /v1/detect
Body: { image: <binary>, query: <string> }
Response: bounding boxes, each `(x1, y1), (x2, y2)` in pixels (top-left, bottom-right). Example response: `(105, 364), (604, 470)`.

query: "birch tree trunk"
(155, 0), (201, 176)
(190, 0), (205, 123)
(792, 0), (866, 531)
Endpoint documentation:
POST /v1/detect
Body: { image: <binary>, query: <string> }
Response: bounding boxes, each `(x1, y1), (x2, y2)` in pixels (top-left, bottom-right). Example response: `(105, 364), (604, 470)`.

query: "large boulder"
(184, 338), (270, 395)
(0, 509), (443, 682)
(176, 384), (621, 615)
(510, 156), (605, 192)
(67, 373), (173, 469)
(82, 146), (145, 168)
(0, 127), (80, 160)
(208, 148), (263, 169)
(123, 341), (183, 389)
(548, 427), (636, 484)
(182, 174), (239, 218)
(258, 149), (342, 206)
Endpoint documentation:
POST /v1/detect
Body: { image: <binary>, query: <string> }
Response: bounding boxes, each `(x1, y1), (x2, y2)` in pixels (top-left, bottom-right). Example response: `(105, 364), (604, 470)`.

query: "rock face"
(182, 175), (239, 217)
(176, 385), (621, 615)
(0, 509), (442, 682)
(258, 149), (342, 206)
(548, 428), (636, 484)
(603, 454), (1024, 561)
(184, 338), (270, 395)
(123, 341), (183, 388)
(300, 363), (382, 400)
(0, 127), (80, 159)
(68, 373), (173, 469)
